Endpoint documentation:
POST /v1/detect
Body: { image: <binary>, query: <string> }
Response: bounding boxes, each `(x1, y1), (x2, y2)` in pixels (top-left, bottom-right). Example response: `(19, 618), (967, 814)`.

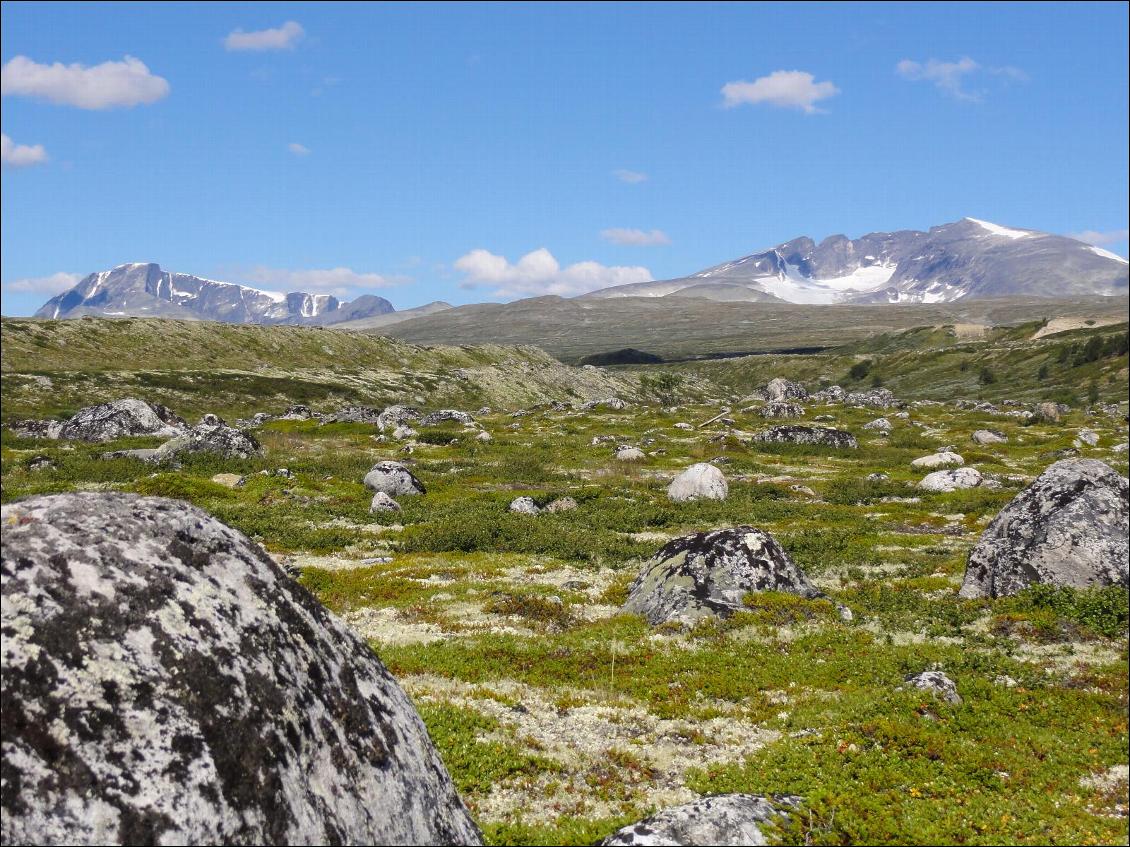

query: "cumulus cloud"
(454, 247), (652, 298)
(242, 266), (407, 298)
(600, 228), (670, 246)
(1, 133), (48, 168)
(721, 70), (839, 114)
(224, 21), (305, 52)
(2, 271), (82, 293)
(1, 55), (169, 109)
(1067, 229), (1129, 247)
(897, 57), (1027, 101)
(613, 168), (648, 184)
(288, 142), (311, 155)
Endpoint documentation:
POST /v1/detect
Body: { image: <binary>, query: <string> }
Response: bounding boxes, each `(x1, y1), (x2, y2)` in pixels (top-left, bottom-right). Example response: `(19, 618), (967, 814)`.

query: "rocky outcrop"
(809, 384), (845, 403)
(764, 378), (808, 402)
(0, 493), (481, 846)
(377, 405), (421, 432)
(363, 461), (426, 496)
(45, 399), (188, 442)
(418, 410), (476, 427)
(667, 463), (728, 502)
(918, 467), (983, 492)
(624, 527), (821, 625)
(844, 388), (896, 409)
(600, 794), (797, 846)
(750, 426), (859, 449)
(151, 422), (262, 462)
(900, 671), (962, 705)
(759, 401), (805, 419)
(325, 406), (384, 425)
(9, 418), (65, 440)
(959, 459), (1129, 598)
(279, 404), (314, 420)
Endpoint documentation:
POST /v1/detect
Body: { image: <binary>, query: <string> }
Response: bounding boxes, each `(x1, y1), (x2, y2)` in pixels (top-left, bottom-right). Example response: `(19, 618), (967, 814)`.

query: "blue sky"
(2, 1), (1127, 315)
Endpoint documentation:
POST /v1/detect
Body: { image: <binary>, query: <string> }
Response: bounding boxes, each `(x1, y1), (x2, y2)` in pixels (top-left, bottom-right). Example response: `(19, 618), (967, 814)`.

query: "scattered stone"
(600, 794), (796, 847)
(211, 473), (245, 488)
(543, 497), (578, 513)
(363, 461), (426, 496)
(844, 388), (896, 409)
(911, 451), (964, 469)
(866, 472), (889, 482)
(26, 455), (55, 472)
(100, 448), (160, 462)
(918, 467), (983, 492)
(0, 493), (482, 846)
(812, 414), (835, 422)
(759, 400), (806, 419)
(279, 403), (313, 420)
(674, 422), (694, 430)
(369, 492), (402, 513)
(509, 496), (541, 515)
(615, 446), (646, 461)
(199, 413), (225, 426)
(764, 378), (808, 402)
(667, 463), (729, 502)
(972, 430), (1008, 445)
(377, 405), (421, 432)
(152, 423), (262, 462)
(1034, 402), (1064, 424)
(790, 485), (817, 497)
(959, 459), (1129, 598)
(8, 418), (65, 440)
(419, 409), (475, 427)
(1076, 428), (1100, 447)
(809, 385), (845, 403)
(1113, 443), (1129, 454)
(624, 526), (821, 626)
(392, 425), (418, 440)
(275, 468), (293, 478)
(475, 430), (493, 442)
(863, 417), (892, 433)
(325, 405), (383, 424)
(901, 670), (962, 705)
(750, 426), (859, 449)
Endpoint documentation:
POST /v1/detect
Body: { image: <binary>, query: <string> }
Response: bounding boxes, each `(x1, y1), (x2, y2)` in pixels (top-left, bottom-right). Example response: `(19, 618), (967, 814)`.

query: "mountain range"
(28, 219), (1129, 324)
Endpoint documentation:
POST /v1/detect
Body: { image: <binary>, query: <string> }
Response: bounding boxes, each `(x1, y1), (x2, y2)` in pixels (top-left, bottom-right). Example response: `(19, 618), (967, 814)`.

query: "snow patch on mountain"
(965, 218), (1032, 239)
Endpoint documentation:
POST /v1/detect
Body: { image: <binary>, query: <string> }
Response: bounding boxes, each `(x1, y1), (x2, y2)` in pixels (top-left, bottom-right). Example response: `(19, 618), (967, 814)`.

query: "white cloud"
(600, 228), (670, 246)
(242, 266), (407, 298)
(1, 133), (48, 168)
(224, 21), (305, 52)
(721, 70), (839, 114)
(613, 168), (648, 184)
(2, 272), (82, 293)
(1, 55), (169, 109)
(897, 57), (1027, 101)
(1068, 229), (1129, 246)
(288, 142), (311, 155)
(454, 247), (652, 298)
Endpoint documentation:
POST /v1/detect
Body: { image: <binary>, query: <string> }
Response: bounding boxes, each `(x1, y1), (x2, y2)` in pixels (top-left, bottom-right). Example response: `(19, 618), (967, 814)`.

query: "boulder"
(615, 446), (646, 461)
(370, 492), (402, 513)
(972, 430), (1008, 445)
(418, 410), (475, 427)
(57, 399), (187, 442)
(809, 384), (845, 403)
(279, 404), (314, 420)
(600, 794), (796, 846)
(900, 671), (962, 705)
(211, 473), (245, 488)
(543, 497), (578, 513)
(911, 451), (964, 469)
(759, 401), (805, 420)
(918, 467), (983, 492)
(198, 413), (225, 426)
(624, 527), (821, 625)
(392, 425), (418, 440)
(363, 461), (426, 496)
(151, 423), (262, 462)
(0, 493), (481, 846)
(667, 463), (728, 502)
(475, 430), (492, 443)
(377, 405), (422, 432)
(959, 459), (1129, 598)
(325, 406), (383, 425)
(9, 418), (65, 440)
(844, 388), (896, 409)
(508, 496), (541, 515)
(674, 422), (694, 431)
(863, 417), (892, 433)
(1076, 428), (1100, 447)
(764, 378), (808, 402)
(750, 426), (859, 449)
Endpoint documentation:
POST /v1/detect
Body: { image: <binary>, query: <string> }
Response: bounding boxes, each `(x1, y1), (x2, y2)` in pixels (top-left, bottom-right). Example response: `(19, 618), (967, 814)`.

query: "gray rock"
(8, 418), (65, 440)
(100, 448), (160, 462)
(866, 472), (889, 482)
(600, 794), (796, 846)
(972, 429), (1008, 445)
(918, 467), (983, 492)
(0, 493), (481, 846)
(279, 404), (314, 420)
(26, 455), (56, 472)
(57, 399), (187, 442)
(377, 405), (421, 432)
(152, 423), (262, 462)
(624, 526), (821, 626)
(392, 425), (418, 440)
(369, 491), (402, 513)
(911, 451), (964, 469)
(509, 496), (541, 515)
(764, 378), (808, 402)
(674, 422), (694, 431)
(615, 446), (646, 461)
(843, 388), (896, 409)
(475, 430), (493, 443)
(419, 409), (475, 427)
(1034, 402), (1063, 424)
(759, 400), (806, 420)
(1076, 428), (1100, 447)
(667, 463), (728, 502)
(863, 417), (892, 433)
(809, 385), (845, 403)
(325, 405), (383, 424)
(900, 671), (962, 705)
(543, 497), (578, 513)
(363, 461), (426, 496)
(750, 426), (859, 449)
(959, 459), (1129, 598)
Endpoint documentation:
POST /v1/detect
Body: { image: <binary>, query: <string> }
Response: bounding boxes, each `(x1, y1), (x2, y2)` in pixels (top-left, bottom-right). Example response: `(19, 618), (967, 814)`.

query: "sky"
(2, 1), (1128, 315)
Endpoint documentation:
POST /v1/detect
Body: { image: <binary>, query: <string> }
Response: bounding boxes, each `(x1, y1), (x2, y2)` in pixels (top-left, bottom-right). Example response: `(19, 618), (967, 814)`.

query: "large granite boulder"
(418, 409), (476, 427)
(959, 459), (1129, 598)
(918, 467), (983, 492)
(0, 493), (481, 846)
(764, 378), (808, 402)
(624, 527), (820, 626)
(600, 794), (796, 846)
(56, 399), (187, 442)
(759, 401), (805, 420)
(151, 422), (262, 462)
(363, 461), (426, 496)
(750, 426), (858, 449)
(843, 388), (896, 409)
(8, 418), (65, 440)
(325, 405), (384, 425)
(377, 405), (422, 432)
(667, 463), (728, 502)
(911, 451), (964, 469)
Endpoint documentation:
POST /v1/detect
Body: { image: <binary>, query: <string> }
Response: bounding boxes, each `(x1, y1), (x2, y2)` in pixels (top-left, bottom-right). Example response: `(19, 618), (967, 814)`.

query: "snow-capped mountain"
(582, 218), (1129, 304)
(34, 263), (395, 325)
